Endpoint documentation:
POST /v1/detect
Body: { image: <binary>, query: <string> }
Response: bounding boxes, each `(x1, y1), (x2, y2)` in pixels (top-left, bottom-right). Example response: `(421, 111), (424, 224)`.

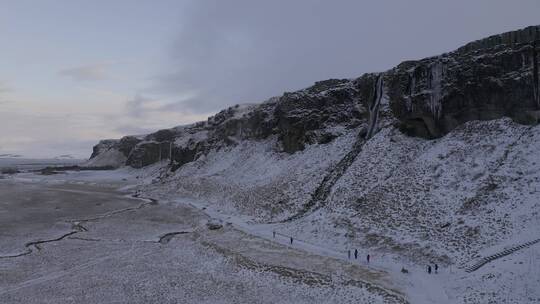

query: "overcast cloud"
(155, 0), (540, 114)
(59, 63), (113, 82)
(1, 0), (539, 158)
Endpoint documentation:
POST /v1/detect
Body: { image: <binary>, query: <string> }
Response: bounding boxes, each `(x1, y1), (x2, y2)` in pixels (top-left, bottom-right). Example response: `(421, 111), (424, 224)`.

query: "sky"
(0, 0), (539, 158)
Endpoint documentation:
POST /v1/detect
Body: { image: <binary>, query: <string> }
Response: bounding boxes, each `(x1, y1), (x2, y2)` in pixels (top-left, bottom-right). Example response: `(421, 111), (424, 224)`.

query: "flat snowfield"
(0, 173), (404, 304)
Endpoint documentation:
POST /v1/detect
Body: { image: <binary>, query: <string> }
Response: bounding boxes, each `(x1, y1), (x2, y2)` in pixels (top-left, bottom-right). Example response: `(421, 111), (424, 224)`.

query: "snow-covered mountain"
(89, 25), (540, 303)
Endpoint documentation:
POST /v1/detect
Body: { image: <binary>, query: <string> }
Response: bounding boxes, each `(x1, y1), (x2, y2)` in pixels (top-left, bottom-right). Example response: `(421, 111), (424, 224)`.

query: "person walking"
(273, 231), (276, 238)
(434, 263), (438, 274)
(354, 249), (358, 259)
(367, 254), (370, 264)
(427, 265), (432, 274)
(290, 237), (293, 245)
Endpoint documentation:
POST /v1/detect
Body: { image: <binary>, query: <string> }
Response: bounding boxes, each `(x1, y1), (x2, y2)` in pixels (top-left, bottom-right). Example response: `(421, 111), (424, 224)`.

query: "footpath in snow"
(172, 197), (454, 304)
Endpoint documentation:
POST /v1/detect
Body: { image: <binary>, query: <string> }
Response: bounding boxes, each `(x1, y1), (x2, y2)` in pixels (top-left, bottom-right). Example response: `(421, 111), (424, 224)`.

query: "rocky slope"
(138, 118), (540, 303)
(87, 24), (540, 248)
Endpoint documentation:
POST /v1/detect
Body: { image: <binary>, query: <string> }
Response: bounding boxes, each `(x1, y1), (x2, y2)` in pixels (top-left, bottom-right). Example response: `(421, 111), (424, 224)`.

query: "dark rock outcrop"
(117, 136), (142, 157)
(457, 25), (540, 54)
(274, 79), (363, 152)
(90, 139), (118, 159)
(126, 142), (162, 168)
(90, 136), (141, 160)
(387, 25), (540, 138)
(102, 78), (364, 169)
(90, 25), (540, 169)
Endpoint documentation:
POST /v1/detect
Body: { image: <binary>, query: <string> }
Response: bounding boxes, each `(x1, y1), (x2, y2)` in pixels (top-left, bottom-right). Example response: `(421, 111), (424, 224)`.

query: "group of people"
(274, 231), (440, 275)
(348, 249), (370, 263)
(272, 231), (295, 245)
(427, 263), (439, 274)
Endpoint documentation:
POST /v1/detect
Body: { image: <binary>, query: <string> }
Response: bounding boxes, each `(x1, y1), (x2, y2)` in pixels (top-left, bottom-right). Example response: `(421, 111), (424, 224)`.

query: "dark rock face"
(274, 79), (363, 153)
(136, 79), (362, 169)
(170, 141), (203, 171)
(117, 136), (142, 157)
(387, 25), (540, 138)
(457, 25), (540, 54)
(147, 129), (176, 142)
(90, 25), (540, 168)
(90, 140), (119, 159)
(209, 103), (275, 141)
(89, 136), (141, 164)
(126, 142), (161, 168)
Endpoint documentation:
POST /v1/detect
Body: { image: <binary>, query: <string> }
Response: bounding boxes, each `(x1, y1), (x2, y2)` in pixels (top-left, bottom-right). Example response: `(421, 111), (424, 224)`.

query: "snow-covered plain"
(0, 171), (404, 304)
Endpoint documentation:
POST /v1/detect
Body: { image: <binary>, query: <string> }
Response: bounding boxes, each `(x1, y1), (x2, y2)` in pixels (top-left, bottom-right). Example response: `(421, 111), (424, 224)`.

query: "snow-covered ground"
(0, 170), (404, 304)
(146, 131), (357, 221)
(132, 117), (540, 303)
(0, 158), (83, 172)
(3, 117), (539, 303)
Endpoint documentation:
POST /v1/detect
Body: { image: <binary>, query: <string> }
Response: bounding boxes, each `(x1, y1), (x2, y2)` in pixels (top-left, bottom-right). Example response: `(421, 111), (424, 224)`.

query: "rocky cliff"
(89, 25), (540, 169)
(388, 25), (540, 138)
(85, 25), (540, 304)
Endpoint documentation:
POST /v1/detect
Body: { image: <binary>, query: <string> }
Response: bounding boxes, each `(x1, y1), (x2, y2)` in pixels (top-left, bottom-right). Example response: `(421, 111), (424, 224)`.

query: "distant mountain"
(54, 154), (76, 159)
(0, 153), (23, 158)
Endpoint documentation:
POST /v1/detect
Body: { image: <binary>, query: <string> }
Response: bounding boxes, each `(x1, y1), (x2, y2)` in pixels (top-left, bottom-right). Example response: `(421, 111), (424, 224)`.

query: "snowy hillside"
(137, 118), (540, 303)
(88, 25), (540, 303)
